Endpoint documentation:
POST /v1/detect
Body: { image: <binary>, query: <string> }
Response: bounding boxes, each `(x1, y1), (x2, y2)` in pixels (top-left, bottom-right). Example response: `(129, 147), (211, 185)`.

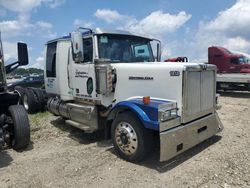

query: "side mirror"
(5, 42), (29, 74)
(17, 42), (28, 65)
(71, 31), (84, 62)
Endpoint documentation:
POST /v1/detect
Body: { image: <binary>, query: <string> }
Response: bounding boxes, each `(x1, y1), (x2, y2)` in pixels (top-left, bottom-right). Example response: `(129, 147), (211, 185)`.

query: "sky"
(0, 0), (249, 69)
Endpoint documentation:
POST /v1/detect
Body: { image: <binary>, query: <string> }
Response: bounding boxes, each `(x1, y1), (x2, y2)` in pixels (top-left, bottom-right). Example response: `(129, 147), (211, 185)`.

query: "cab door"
(69, 37), (98, 100)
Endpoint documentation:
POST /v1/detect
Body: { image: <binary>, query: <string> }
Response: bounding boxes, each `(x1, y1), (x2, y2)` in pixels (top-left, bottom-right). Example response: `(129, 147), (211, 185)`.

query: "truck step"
(65, 120), (94, 133)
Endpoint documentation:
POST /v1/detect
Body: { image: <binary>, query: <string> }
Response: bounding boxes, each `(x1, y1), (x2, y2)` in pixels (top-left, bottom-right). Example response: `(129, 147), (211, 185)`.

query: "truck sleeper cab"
(45, 28), (223, 162)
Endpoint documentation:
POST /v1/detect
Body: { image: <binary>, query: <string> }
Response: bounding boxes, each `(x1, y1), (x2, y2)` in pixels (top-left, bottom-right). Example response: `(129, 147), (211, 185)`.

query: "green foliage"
(10, 68), (43, 75)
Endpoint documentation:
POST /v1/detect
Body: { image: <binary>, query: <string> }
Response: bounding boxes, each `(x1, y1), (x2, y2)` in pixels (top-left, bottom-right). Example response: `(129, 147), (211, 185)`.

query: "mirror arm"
(5, 61), (19, 74)
(152, 38), (161, 62)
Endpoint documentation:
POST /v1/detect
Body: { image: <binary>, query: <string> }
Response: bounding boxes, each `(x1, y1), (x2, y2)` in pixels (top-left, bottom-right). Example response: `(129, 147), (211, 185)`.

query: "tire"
(39, 88), (48, 110)
(40, 89), (48, 110)
(14, 86), (26, 96)
(111, 112), (153, 162)
(14, 86), (26, 105)
(8, 105), (30, 150)
(32, 88), (45, 111)
(23, 88), (40, 114)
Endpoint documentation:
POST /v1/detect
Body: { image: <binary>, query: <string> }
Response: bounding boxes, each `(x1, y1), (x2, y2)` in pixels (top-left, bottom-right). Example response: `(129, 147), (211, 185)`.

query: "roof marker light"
(143, 96), (150, 105)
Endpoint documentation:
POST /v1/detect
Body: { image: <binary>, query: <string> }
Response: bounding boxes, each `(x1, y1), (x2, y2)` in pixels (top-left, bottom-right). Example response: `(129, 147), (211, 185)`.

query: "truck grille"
(182, 65), (216, 123)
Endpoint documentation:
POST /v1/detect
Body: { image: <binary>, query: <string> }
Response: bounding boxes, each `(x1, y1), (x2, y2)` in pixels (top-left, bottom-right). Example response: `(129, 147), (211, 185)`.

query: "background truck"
(44, 28), (223, 162)
(7, 74), (46, 114)
(7, 75), (44, 91)
(208, 46), (250, 91)
(164, 56), (188, 62)
(0, 33), (30, 150)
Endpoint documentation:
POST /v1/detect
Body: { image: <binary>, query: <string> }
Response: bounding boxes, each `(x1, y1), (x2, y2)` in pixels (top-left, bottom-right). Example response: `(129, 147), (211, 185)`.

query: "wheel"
(23, 88), (40, 114)
(8, 105), (30, 150)
(111, 112), (153, 162)
(14, 86), (26, 104)
(14, 86), (26, 96)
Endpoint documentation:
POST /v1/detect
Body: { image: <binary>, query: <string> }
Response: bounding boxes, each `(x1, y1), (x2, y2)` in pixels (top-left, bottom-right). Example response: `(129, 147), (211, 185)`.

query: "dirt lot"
(0, 92), (249, 188)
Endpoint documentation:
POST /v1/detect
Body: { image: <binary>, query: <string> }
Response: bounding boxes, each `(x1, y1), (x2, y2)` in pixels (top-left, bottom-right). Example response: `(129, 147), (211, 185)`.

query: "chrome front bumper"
(160, 112), (223, 162)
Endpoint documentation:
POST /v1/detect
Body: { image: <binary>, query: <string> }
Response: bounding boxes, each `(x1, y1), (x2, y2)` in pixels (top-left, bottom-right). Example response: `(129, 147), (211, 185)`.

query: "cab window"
(82, 38), (93, 63)
(230, 58), (239, 64)
(133, 44), (151, 59)
(46, 42), (57, 77)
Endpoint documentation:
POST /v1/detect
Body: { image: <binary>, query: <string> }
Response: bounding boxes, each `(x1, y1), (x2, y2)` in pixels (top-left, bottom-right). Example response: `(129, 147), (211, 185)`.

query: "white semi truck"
(45, 28), (223, 162)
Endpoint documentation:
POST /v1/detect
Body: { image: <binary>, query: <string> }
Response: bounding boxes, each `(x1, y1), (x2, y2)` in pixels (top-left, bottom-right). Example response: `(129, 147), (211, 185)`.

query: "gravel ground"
(0, 92), (249, 188)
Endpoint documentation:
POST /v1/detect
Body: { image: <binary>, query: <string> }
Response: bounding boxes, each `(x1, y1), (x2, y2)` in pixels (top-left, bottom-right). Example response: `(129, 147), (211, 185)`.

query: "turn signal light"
(143, 96), (150, 105)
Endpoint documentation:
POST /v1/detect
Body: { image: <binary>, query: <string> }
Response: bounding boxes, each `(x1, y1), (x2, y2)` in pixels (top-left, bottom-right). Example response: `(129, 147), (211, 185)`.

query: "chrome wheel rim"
(115, 122), (138, 155)
(23, 95), (29, 110)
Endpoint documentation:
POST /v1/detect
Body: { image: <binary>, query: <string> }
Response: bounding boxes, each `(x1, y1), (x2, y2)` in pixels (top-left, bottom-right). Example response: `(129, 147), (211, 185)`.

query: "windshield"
(97, 34), (154, 63)
(238, 56), (250, 64)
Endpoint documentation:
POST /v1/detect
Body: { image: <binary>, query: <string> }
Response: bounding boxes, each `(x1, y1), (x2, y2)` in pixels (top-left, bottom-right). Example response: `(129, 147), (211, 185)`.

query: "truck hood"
(111, 61), (207, 116)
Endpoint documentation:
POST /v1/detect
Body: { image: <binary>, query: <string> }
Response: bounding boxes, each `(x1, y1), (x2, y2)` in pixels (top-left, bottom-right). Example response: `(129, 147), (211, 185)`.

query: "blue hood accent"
(111, 98), (171, 131)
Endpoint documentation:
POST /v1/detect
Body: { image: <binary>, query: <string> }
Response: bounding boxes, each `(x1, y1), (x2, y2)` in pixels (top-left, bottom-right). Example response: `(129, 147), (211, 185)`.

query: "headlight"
(158, 102), (178, 122)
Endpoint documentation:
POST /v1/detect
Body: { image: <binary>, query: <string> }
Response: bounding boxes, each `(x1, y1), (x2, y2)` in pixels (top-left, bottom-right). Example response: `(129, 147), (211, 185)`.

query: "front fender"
(108, 101), (159, 131)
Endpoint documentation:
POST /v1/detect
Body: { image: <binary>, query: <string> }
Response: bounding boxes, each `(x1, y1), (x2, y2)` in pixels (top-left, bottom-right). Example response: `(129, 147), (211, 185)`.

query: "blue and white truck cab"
(45, 28), (223, 162)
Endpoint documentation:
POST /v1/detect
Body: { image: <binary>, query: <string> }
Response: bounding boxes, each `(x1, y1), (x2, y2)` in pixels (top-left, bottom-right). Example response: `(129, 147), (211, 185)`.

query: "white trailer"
(44, 28), (223, 162)
(217, 73), (250, 91)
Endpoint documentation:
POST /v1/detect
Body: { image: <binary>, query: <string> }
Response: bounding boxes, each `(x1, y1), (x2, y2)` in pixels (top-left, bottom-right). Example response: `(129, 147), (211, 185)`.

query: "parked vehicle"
(165, 56), (188, 62)
(22, 87), (47, 114)
(208, 46), (250, 73)
(0, 33), (30, 150)
(7, 75), (44, 91)
(33, 28), (223, 163)
(208, 46), (250, 91)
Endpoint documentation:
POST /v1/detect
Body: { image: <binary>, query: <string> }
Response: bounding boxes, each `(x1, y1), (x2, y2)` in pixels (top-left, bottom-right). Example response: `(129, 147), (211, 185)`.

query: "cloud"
(44, 0), (65, 8)
(0, 0), (65, 13)
(224, 37), (250, 51)
(0, 8), (6, 17)
(73, 19), (94, 28)
(0, 18), (56, 38)
(36, 21), (53, 29)
(204, 0), (250, 41)
(0, 0), (42, 13)
(185, 0), (250, 61)
(0, 20), (24, 32)
(30, 56), (45, 69)
(126, 11), (191, 38)
(0, 0), (60, 39)
(2, 41), (17, 61)
(94, 9), (132, 23)
(94, 9), (191, 39)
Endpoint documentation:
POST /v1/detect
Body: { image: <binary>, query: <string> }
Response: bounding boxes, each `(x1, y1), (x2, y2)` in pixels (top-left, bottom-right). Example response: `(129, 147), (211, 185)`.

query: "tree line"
(9, 68), (44, 75)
